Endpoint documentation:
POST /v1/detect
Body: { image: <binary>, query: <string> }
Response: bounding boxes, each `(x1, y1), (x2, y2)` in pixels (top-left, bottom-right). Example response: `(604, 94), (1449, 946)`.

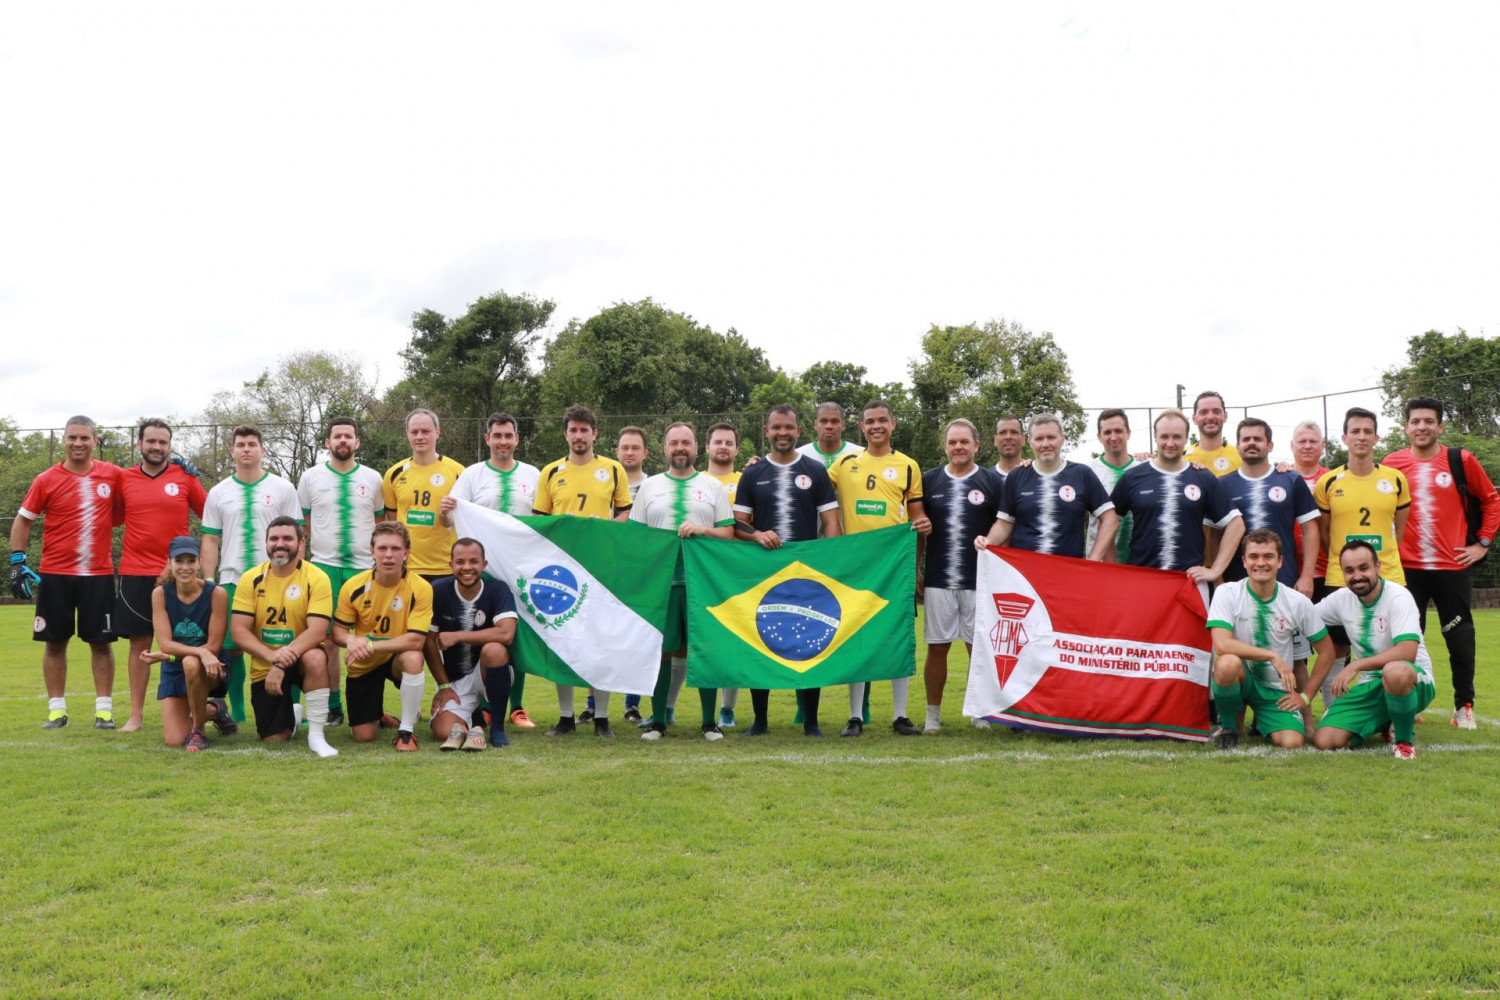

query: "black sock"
(797, 688), (820, 731)
(751, 688), (770, 725)
(484, 666), (513, 733)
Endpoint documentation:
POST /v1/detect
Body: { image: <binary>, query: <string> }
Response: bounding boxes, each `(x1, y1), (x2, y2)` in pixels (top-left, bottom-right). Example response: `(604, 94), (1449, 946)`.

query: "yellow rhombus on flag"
(706, 560), (888, 673)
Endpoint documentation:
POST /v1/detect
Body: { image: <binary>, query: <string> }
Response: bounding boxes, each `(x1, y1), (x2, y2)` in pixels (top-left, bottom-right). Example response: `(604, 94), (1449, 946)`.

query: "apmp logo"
(164, 483), (180, 497)
(1184, 484), (1202, 501)
(989, 592), (1035, 687)
(1268, 486), (1286, 503)
(1436, 472), (1453, 489)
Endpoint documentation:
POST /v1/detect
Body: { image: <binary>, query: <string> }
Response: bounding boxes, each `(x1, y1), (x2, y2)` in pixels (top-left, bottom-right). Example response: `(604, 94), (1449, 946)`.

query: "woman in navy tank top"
(140, 536), (230, 750)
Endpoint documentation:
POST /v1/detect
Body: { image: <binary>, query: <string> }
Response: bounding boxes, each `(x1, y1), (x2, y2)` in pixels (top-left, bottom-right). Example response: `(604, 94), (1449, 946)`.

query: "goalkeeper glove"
(170, 454), (202, 478)
(10, 552), (40, 600)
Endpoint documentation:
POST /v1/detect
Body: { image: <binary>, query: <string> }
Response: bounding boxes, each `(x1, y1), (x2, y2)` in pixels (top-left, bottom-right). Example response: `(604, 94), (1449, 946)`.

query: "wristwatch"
(1481, 538), (1492, 549)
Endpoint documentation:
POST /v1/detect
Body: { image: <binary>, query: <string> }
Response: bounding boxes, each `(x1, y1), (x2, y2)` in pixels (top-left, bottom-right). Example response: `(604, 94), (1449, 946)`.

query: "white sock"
(1320, 657), (1346, 707)
(399, 673), (425, 732)
(926, 705), (942, 729)
(891, 677), (909, 719)
(305, 689), (338, 757)
(49, 697), (67, 714)
(292, 703), (304, 728)
(556, 684), (574, 717)
(720, 688), (739, 710)
(848, 683), (865, 717)
(667, 657), (687, 709)
(95, 696), (113, 715)
(593, 690), (611, 719)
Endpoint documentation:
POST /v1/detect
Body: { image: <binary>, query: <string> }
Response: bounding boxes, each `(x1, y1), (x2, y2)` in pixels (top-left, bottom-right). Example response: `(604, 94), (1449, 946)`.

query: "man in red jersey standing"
(10, 416), (124, 730)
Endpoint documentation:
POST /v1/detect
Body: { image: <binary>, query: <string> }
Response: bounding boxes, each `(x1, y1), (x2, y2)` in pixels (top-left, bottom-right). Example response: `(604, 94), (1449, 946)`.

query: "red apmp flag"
(962, 547), (1213, 741)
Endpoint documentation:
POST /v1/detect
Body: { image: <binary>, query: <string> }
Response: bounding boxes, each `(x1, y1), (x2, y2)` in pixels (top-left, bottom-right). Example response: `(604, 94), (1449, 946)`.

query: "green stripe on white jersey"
(629, 471), (734, 531)
(202, 472), (301, 584)
(1206, 580), (1326, 689)
(452, 460), (541, 518)
(1315, 579), (1434, 683)
(297, 462), (385, 569)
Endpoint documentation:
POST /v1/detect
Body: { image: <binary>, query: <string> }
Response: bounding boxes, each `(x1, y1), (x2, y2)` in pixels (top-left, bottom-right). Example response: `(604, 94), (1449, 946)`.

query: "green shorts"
(1318, 669), (1436, 744)
(1235, 673), (1305, 737)
(221, 582), (239, 653)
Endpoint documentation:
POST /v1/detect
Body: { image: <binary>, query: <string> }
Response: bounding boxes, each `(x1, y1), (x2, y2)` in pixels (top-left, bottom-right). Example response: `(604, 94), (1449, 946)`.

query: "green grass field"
(2, 605), (1498, 999)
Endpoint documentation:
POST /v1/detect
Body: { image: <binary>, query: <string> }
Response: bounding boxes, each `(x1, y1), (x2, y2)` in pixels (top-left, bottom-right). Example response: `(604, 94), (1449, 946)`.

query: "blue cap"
(168, 536), (200, 559)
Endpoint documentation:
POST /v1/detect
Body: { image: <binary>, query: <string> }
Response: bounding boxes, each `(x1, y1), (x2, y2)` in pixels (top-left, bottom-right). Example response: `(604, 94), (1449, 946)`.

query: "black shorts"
(33, 574), (116, 643)
(345, 662), (399, 728)
(250, 662), (309, 738)
(114, 575), (157, 638)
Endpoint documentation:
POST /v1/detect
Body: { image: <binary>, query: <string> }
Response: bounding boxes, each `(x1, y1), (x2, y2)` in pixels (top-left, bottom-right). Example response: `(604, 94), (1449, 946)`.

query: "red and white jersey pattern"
(118, 464), (208, 576)
(1296, 465), (1330, 578)
(1383, 448), (1500, 572)
(19, 461), (124, 576)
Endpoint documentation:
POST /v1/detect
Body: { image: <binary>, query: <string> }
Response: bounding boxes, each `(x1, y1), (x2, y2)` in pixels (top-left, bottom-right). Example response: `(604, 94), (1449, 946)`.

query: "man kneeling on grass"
(1207, 529), (1336, 750)
(229, 517), (338, 758)
(1312, 539), (1437, 759)
(426, 538), (519, 751)
(332, 522), (433, 752)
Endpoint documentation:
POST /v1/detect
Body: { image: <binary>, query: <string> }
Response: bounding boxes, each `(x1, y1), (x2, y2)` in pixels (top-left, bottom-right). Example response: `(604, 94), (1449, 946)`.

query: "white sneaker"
(923, 722), (941, 735)
(641, 728), (663, 741)
(972, 718), (991, 729)
(1453, 704), (1477, 730)
(440, 727), (467, 752)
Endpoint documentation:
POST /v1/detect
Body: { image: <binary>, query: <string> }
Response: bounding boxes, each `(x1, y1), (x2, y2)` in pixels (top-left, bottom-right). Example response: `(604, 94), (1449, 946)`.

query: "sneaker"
(1453, 704), (1477, 730)
(509, 708), (536, 729)
(1392, 741), (1417, 760)
(718, 707), (736, 729)
(892, 717), (920, 736)
(463, 726), (488, 752)
(183, 727), (210, 752)
(972, 718), (991, 729)
(440, 727), (467, 752)
(637, 715), (656, 729)
(208, 698), (239, 736)
(702, 723), (724, 742)
(394, 730), (418, 752)
(624, 707), (644, 725)
(923, 721), (941, 735)
(94, 711), (117, 730)
(42, 711), (68, 730)
(1216, 729), (1239, 750)
(803, 725), (824, 738)
(379, 712), (400, 730)
(326, 707), (344, 728)
(594, 718), (615, 738)
(840, 717), (863, 738)
(487, 727), (509, 748)
(578, 709), (595, 724)
(641, 722), (666, 742)
(545, 716), (576, 736)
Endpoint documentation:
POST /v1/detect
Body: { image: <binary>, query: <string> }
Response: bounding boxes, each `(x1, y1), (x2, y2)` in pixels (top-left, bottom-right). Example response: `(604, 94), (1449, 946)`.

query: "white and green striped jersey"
(1316, 580), (1435, 685)
(797, 439), (863, 469)
(450, 460), (540, 518)
(1086, 456), (1135, 562)
(1207, 581), (1327, 689)
(297, 462), (386, 570)
(629, 471), (734, 531)
(202, 472), (302, 584)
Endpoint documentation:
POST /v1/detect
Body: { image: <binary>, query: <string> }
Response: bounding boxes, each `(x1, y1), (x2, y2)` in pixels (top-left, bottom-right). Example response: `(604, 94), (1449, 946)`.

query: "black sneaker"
(326, 707), (344, 728)
(1216, 729), (1239, 750)
(208, 697), (239, 736)
(623, 707), (644, 725)
(579, 709), (595, 724)
(892, 717), (920, 736)
(803, 725), (824, 738)
(545, 715), (576, 736)
(841, 717), (863, 738)
(42, 712), (68, 729)
(701, 723), (724, 742)
(741, 720), (768, 737)
(594, 718), (615, 738)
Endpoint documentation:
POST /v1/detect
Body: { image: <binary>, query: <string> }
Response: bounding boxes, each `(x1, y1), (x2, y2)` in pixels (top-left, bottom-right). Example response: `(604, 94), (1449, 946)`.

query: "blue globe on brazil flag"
(756, 578), (842, 661)
(529, 565), (580, 616)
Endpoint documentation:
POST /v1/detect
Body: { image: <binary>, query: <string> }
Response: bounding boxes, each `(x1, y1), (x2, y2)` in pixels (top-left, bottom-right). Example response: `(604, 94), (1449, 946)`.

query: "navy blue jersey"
(922, 464), (1004, 589)
(1219, 468), (1319, 585)
(163, 581), (219, 663)
(1110, 462), (1241, 571)
(998, 461), (1114, 558)
(733, 455), (838, 544)
(428, 576), (518, 680)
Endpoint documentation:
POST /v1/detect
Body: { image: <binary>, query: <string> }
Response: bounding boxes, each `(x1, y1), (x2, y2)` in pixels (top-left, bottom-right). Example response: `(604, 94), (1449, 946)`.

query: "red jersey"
(118, 463), (208, 576)
(1382, 447), (1500, 571)
(1297, 465), (1330, 578)
(19, 462), (125, 576)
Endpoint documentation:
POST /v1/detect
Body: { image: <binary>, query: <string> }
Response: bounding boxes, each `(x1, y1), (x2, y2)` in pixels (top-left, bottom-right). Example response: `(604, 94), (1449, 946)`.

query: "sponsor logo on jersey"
(406, 510), (436, 527)
(285, 585), (302, 600)
(430, 473), (447, 487)
(1346, 533), (1383, 551)
(391, 595), (404, 611)
(1376, 479), (1394, 494)
(1436, 472), (1453, 488)
(855, 499), (888, 517)
(96, 483), (112, 498)
(164, 483), (180, 497)
(593, 469), (610, 483)
(882, 467), (899, 482)
(968, 490), (985, 505)
(518, 565), (587, 629)
(794, 474), (812, 490)
(1058, 485), (1077, 503)
(1184, 484), (1202, 501)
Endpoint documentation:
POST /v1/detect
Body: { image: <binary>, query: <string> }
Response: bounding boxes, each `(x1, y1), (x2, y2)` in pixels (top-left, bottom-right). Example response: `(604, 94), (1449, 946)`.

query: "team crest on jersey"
(794, 474), (812, 490)
(882, 467), (899, 482)
(429, 473), (446, 487)
(391, 595), (404, 611)
(474, 610), (486, 626)
(33, 616), (45, 633)
(1374, 615), (1388, 634)
(261, 492), (276, 507)
(1436, 472), (1453, 488)
(1268, 486), (1286, 502)
(1213, 457), (1230, 472)
(285, 585), (302, 600)
(95, 483), (112, 498)
(593, 469), (610, 483)
(520, 483), (533, 496)
(1273, 616), (1290, 635)
(1184, 484), (1202, 501)
(164, 482), (180, 497)
(968, 490), (985, 505)
(1376, 480), (1394, 494)
(1058, 485), (1077, 503)
(691, 488), (708, 503)
(356, 483), (371, 498)
(517, 565), (588, 629)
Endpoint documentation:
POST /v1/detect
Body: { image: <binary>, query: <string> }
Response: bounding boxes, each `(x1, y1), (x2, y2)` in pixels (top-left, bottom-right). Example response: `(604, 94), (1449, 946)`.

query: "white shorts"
(439, 668), (485, 721)
(924, 589), (976, 644)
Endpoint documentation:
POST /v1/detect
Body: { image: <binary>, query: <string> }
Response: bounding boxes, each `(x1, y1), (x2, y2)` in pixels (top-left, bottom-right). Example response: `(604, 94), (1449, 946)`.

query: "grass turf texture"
(2, 605), (1498, 999)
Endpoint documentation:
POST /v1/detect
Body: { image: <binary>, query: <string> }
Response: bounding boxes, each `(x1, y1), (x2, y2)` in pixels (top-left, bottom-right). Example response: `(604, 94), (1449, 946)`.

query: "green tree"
(401, 291), (552, 425)
(1380, 329), (1500, 437)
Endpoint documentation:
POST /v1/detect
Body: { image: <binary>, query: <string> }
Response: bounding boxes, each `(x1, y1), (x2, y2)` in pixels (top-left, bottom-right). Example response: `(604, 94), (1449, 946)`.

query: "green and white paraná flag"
(682, 524), (917, 689)
(452, 500), (676, 694)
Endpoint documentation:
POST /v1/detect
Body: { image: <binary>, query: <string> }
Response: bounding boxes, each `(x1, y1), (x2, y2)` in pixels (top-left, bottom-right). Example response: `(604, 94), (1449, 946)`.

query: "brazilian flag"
(682, 525), (917, 689)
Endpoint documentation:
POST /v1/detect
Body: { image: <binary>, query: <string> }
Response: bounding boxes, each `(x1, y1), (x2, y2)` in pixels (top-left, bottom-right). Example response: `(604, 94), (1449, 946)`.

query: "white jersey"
(1316, 580), (1435, 686)
(451, 460), (540, 518)
(1206, 581), (1327, 689)
(798, 439), (863, 470)
(202, 472), (302, 584)
(297, 462), (385, 570)
(629, 472), (733, 531)
(1085, 456), (1135, 562)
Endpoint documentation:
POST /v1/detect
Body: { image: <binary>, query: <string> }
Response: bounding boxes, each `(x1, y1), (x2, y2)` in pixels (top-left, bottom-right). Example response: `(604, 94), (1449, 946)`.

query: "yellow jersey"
(382, 455), (466, 576)
(534, 455), (633, 519)
(231, 560), (333, 682)
(1185, 442), (1242, 477)
(333, 569), (434, 677)
(1314, 463), (1410, 586)
(829, 450), (923, 533)
(711, 470), (741, 505)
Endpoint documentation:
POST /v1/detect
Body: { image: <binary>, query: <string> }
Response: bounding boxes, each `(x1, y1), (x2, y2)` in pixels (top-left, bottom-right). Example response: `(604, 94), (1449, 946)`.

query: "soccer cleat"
(487, 727), (509, 749)
(702, 723), (724, 742)
(1216, 729), (1239, 750)
(578, 709), (594, 724)
(183, 727), (210, 752)
(637, 715), (656, 729)
(42, 711), (68, 730)
(208, 698), (238, 736)
(803, 725), (824, 738)
(718, 707), (736, 729)
(509, 708), (536, 729)
(379, 712), (400, 730)
(623, 707), (644, 725)
(545, 715), (576, 736)
(1392, 741), (1417, 760)
(972, 718), (991, 730)
(326, 707), (344, 728)
(440, 727), (467, 752)
(1453, 704), (1477, 730)
(892, 717), (921, 736)
(641, 724), (665, 742)
(594, 718), (615, 738)
(923, 721), (941, 735)
(94, 711), (117, 730)
(741, 720), (768, 737)
(840, 717), (863, 738)
(463, 726), (488, 752)
(394, 730), (418, 752)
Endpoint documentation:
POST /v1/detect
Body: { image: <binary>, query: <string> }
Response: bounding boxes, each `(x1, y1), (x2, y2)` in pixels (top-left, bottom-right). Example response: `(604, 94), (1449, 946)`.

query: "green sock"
(861, 683), (871, 724)
(792, 699), (805, 725)
(698, 687), (717, 726)
(226, 654), (247, 722)
(651, 658), (672, 722)
(328, 688), (342, 712)
(1211, 680), (1244, 731)
(1385, 688), (1420, 743)
(509, 669), (526, 712)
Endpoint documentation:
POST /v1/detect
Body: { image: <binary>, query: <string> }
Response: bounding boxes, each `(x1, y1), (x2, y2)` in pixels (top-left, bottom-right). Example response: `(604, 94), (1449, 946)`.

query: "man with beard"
(977, 413), (1117, 561)
(1184, 391), (1241, 477)
(1085, 409), (1135, 563)
(706, 422), (744, 728)
(991, 416), (1026, 484)
(1219, 418), (1319, 594)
